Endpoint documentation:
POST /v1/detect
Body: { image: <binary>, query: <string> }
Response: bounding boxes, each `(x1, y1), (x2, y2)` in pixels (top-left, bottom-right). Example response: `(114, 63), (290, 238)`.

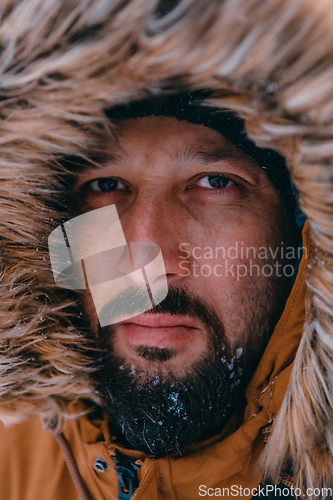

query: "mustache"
(99, 285), (225, 342)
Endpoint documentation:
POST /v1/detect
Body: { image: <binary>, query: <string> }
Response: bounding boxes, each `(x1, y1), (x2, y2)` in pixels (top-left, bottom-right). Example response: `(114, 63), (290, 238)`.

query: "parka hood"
(0, 0), (333, 491)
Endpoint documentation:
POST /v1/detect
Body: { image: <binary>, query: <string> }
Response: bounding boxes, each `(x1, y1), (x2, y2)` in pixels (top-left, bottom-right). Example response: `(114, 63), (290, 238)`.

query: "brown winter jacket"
(0, 222), (312, 499)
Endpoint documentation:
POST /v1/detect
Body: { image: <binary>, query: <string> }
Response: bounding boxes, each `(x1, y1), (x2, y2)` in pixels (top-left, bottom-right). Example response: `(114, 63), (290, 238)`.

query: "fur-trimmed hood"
(0, 0), (333, 492)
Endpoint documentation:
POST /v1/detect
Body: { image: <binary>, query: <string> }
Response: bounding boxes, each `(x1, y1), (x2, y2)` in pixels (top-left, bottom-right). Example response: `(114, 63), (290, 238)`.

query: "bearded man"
(0, 1), (333, 499)
(75, 94), (302, 460)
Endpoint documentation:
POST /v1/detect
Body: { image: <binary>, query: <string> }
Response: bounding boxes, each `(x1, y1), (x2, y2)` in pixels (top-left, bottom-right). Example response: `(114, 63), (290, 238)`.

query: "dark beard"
(93, 286), (259, 457)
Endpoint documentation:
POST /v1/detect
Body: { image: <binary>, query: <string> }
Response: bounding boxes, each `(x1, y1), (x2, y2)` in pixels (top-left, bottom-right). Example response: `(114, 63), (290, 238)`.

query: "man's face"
(75, 116), (297, 454)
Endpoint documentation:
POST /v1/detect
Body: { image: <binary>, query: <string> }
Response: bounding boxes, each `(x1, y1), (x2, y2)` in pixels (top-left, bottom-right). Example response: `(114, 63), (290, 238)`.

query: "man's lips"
(120, 313), (199, 329)
(117, 314), (201, 348)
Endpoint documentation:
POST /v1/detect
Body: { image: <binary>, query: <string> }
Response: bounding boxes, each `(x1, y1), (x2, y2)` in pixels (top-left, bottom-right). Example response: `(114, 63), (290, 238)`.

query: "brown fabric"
(0, 222), (312, 499)
(0, 416), (79, 500)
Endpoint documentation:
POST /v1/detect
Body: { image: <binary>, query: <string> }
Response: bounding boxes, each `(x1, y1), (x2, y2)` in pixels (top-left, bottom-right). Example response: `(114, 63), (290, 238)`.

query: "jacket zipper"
(111, 450), (141, 500)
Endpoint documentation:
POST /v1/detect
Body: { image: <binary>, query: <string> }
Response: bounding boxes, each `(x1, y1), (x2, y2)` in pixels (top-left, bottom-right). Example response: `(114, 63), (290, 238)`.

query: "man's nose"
(120, 194), (188, 285)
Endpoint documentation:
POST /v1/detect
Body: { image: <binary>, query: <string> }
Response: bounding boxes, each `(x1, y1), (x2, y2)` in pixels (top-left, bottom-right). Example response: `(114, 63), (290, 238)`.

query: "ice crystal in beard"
(97, 347), (245, 456)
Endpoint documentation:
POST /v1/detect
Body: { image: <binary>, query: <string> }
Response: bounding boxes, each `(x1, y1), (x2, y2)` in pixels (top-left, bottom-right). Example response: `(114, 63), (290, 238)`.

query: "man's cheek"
(181, 254), (253, 287)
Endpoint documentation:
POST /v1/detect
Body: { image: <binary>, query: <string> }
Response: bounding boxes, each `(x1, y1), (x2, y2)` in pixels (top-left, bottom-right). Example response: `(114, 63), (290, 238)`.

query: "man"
(0, 1), (332, 499)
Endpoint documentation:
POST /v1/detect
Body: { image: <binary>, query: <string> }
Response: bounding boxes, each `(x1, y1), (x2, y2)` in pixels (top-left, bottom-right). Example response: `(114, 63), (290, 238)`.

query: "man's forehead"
(87, 115), (261, 170)
(113, 114), (226, 143)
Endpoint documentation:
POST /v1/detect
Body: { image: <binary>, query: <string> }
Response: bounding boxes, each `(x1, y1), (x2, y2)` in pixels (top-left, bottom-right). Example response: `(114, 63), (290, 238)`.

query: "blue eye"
(88, 177), (126, 192)
(197, 175), (234, 189)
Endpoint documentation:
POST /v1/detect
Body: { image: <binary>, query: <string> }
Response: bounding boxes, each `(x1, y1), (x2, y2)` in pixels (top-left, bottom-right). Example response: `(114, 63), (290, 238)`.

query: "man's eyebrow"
(171, 146), (250, 165)
(65, 144), (127, 172)
(87, 149), (127, 169)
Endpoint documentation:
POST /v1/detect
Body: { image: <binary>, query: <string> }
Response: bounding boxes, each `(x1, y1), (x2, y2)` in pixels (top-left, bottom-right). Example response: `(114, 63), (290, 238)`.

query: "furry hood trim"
(0, 0), (333, 491)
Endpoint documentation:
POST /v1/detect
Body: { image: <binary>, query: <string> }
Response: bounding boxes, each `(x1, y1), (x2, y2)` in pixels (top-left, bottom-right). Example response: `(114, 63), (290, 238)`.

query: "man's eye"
(197, 174), (235, 189)
(86, 177), (126, 192)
